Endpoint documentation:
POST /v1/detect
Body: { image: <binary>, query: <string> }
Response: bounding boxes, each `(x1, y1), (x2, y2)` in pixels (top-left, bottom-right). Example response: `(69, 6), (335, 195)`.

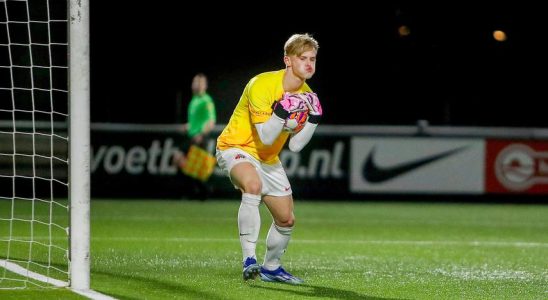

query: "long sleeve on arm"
(288, 122), (318, 152)
(255, 114), (285, 146)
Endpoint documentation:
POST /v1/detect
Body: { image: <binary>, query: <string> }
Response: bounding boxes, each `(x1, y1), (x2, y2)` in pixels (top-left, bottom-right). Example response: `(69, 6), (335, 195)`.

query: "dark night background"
(90, 2), (546, 127)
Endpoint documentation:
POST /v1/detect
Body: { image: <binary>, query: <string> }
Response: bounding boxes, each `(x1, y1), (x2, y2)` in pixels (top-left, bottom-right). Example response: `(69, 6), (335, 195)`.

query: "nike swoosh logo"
(362, 146), (468, 183)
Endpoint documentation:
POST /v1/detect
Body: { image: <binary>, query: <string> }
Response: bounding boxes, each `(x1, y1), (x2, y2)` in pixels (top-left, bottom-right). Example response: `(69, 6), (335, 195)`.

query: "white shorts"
(215, 148), (292, 197)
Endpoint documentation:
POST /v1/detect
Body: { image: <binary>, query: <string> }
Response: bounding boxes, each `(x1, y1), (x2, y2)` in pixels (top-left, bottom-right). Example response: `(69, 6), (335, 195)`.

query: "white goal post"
(69, 0), (90, 291)
(0, 0), (90, 291)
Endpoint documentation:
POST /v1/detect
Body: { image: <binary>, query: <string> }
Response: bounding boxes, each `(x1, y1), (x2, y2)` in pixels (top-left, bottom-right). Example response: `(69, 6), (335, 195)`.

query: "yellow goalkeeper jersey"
(217, 69), (312, 165)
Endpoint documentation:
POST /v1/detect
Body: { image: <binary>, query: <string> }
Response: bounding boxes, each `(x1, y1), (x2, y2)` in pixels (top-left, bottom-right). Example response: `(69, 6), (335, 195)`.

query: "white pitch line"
(0, 259), (67, 287)
(72, 289), (118, 300)
(0, 259), (117, 300)
(90, 237), (548, 248)
(5, 236), (547, 247)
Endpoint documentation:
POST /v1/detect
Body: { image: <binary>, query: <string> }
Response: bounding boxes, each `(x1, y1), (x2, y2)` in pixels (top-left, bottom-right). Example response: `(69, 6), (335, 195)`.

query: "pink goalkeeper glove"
(273, 92), (308, 119)
(304, 92), (322, 123)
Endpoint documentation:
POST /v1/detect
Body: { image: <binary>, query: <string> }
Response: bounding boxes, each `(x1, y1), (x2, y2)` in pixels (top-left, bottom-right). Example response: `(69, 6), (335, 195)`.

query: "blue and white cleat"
(242, 257), (261, 280)
(259, 266), (304, 285)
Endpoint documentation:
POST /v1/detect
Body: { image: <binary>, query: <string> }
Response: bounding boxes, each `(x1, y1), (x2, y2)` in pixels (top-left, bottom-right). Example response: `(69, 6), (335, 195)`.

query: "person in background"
(175, 73), (217, 200)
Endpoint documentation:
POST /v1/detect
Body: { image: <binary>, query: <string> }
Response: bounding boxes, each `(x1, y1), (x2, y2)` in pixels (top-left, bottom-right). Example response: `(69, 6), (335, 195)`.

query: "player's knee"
(242, 180), (262, 195)
(276, 216), (295, 228)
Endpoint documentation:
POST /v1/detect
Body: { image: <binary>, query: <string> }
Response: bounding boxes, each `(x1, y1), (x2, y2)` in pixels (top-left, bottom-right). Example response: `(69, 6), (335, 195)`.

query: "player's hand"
(273, 92), (307, 119)
(303, 92), (322, 116)
(172, 150), (187, 168)
(303, 92), (322, 123)
(192, 134), (204, 144)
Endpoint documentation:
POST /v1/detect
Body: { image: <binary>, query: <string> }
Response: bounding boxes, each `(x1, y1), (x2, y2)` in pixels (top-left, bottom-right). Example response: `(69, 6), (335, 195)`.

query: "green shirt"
(187, 93), (216, 138)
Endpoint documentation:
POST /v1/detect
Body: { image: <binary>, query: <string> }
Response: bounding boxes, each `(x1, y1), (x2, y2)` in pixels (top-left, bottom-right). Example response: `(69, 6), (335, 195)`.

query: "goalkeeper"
(174, 73), (217, 200)
(216, 33), (322, 284)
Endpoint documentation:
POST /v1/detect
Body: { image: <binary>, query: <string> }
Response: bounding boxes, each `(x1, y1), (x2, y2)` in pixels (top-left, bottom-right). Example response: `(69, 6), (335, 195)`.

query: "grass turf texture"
(1, 200), (547, 299)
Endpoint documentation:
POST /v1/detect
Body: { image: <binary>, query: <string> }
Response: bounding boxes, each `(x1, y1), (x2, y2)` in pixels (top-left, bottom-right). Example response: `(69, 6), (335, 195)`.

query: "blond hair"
(284, 33), (319, 56)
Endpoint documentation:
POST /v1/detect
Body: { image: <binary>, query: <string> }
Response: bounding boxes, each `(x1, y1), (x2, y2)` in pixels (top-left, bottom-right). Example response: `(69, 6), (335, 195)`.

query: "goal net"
(0, 0), (89, 289)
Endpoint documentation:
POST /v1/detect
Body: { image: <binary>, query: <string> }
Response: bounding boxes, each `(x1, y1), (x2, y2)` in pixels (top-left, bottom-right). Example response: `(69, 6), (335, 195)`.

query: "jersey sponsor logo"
(249, 104), (271, 116)
(362, 146), (467, 183)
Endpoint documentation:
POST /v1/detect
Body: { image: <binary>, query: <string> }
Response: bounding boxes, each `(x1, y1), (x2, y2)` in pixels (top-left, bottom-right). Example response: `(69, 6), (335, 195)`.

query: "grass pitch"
(1, 199), (547, 299)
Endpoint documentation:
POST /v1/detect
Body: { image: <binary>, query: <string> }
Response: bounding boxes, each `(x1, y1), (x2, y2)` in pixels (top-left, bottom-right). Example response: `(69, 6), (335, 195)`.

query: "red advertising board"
(486, 140), (548, 194)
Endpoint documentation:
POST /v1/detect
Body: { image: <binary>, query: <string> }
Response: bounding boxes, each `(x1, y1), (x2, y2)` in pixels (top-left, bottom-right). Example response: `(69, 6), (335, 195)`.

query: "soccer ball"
(283, 110), (308, 133)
